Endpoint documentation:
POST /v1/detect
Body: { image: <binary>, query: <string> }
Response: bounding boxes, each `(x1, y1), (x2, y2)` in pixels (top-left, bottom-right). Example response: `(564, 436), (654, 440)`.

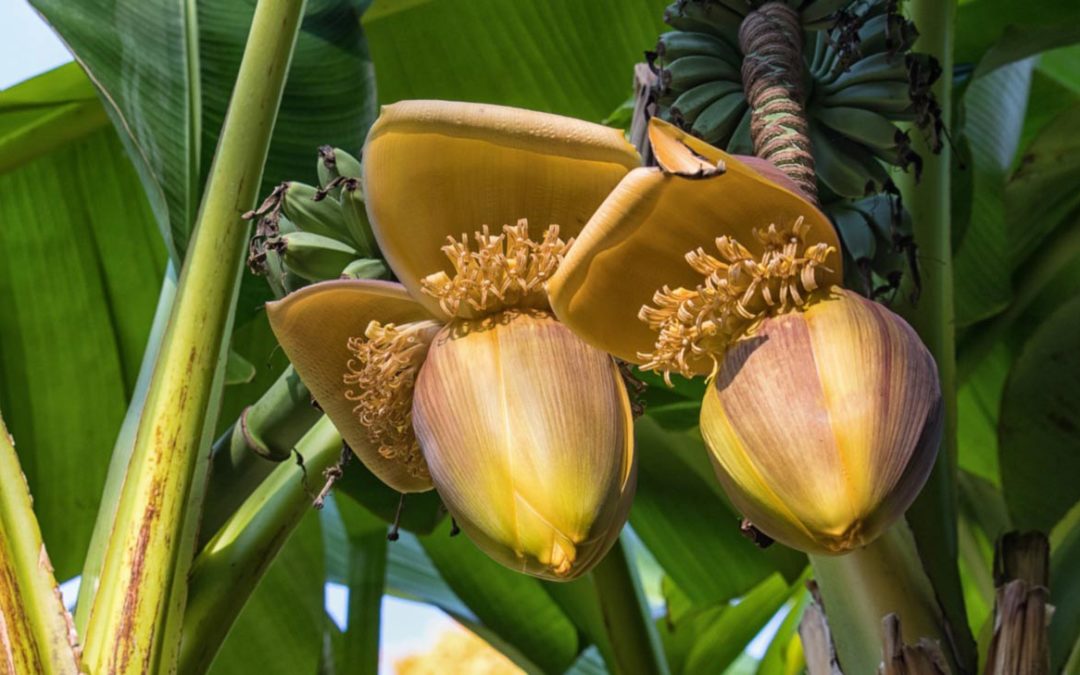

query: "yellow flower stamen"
(638, 216), (835, 383)
(343, 319), (442, 479)
(421, 220), (573, 317)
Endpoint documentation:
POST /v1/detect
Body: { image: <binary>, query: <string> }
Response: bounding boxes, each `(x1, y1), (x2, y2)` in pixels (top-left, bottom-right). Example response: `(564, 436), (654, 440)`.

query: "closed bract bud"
(412, 310), (636, 581)
(699, 289), (941, 555)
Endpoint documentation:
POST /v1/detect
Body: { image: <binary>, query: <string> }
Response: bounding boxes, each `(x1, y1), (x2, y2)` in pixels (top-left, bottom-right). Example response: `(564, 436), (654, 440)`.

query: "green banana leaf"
(955, 0), (1080, 73)
(953, 58), (1034, 327)
(362, 0), (671, 122)
(632, 418), (806, 609)
(0, 66), (166, 580)
(1050, 499), (1080, 670)
(999, 293), (1080, 532)
(208, 511), (327, 674)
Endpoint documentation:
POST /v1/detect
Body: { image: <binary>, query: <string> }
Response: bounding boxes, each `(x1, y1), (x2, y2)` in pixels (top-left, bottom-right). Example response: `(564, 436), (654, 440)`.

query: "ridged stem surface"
(79, 1), (307, 671)
(738, 1), (817, 202)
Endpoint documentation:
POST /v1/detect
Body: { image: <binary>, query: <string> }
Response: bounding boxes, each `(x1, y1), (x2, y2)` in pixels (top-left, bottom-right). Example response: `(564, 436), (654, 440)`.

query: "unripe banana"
(660, 55), (741, 93)
(815, 106), (902, 151)
(281, 181), (354, 244)
(801, 0), (862, 27)
(662, 1), (740, 44)
(670, 80), (742, 125)
(278, 231), (359, 282)
(822, 52), (909, 92)
(317, 146), (362, 183)
(656, 30), (740, 64)
(341, 258), (391, 280)
(690, 90), (747, 146)
(830, 203), (877, 263)
(339, 178), (378, 258)
(811, 126), (879, 199)
(823, 80), (913, 114)
(727, 106), (754, 155)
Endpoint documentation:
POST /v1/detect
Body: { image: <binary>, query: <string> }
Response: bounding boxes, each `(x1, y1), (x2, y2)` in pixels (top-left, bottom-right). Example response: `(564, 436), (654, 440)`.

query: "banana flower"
(548, 119), (941, 555)
(268, 101), (639, 579)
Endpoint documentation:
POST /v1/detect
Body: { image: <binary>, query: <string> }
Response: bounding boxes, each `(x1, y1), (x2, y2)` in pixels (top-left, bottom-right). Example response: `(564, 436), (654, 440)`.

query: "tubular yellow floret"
(343, 319), (442, 479)
(421, 220), (573, 318)
(637, 215), (835, 381)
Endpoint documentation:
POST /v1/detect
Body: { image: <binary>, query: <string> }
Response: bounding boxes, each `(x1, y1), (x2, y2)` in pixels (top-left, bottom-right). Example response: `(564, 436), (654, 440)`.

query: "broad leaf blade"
(0, 69), (166, 579)
(362, 0), (670, 121)
(631, 417), (805, 608)
(31, 0), (199, 258)
(999, 294), (1080, 531)
(208, 511), (327, 675)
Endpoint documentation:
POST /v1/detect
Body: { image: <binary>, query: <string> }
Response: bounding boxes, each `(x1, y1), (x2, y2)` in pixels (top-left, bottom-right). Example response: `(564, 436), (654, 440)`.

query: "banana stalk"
(812, 522), (956, 674)
(200, 365), (323, 543)
(79, 2), (308, 672)
(0, 412), (81, 675)
(178, 417), (343, 673)
(75, 265), (178, 632)
(893, 1), (979, 671)
(590, 537), (670, 675)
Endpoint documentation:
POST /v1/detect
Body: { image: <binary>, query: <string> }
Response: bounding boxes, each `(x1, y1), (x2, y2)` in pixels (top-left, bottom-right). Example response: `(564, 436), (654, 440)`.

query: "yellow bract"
(364, 100), (639, 320)
(548, 121), (842, 373)
(266, 279), (436, 493)
(268, 100), (642, 578)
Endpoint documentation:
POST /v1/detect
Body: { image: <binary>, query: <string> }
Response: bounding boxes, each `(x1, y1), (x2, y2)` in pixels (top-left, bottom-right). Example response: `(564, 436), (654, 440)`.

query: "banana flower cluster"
(548, 119), (941, 555)
(268, 101), (639, 579)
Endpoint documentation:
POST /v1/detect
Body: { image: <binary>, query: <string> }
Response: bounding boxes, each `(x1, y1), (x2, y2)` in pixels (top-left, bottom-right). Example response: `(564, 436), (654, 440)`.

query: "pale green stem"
(342, 520), (388, 674)
(79, 1), (307, 672)
(200, 365), (321, 544)
(590, 536), (670, 675)
(75, 264), (177, 633)
(0, 412), (82, 675)
(893, 1), (979, 671)
(811, 522), (956, 674)
(178, 417), (342, 674)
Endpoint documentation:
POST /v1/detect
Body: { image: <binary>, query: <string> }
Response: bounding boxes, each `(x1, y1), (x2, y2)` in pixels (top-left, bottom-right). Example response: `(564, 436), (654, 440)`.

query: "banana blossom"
(548, 119), (941, 555)
(268, 101), (639, 579)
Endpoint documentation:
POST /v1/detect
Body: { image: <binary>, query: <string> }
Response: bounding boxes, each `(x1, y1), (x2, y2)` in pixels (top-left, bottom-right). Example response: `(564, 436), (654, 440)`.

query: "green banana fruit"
(727, 107), (754, 155)
(278, 231), (360, 282)
(670, 80), (743, 125)
(339, 179), (378, 259)
(801, 0), (861, 27)
(822, 52), (909, 92)
(810, 125), (877, 199)
(815, 106), (901, 152)
(822, 80), (913, 114)
(317, 145), (362, 185)
(662, 1), (740, 43)
(660, 55), (741, 93)
(281, 181), (354, 244)
(342, 258), (391, 281)
(656, 30), (740, 64)
(691, 90), (747, 146)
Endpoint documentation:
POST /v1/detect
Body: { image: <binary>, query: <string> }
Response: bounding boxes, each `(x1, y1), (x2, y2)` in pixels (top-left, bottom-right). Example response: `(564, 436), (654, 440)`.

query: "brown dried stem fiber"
(738, 2), (818, 203)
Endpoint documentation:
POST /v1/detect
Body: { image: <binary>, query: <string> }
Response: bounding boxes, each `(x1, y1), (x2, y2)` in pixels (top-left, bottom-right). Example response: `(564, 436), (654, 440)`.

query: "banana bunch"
(653, 0), (940, 292)
(654, 0), (937, 201)
(246, 147), (387, 298)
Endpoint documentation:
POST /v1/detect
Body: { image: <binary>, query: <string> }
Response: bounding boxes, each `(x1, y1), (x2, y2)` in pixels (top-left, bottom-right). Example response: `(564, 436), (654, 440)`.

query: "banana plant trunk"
(77, 1), (308, 672)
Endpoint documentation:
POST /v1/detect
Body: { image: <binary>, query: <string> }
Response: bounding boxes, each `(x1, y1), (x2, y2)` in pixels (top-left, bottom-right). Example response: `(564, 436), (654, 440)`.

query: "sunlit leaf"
(362, 0), (670, 122)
